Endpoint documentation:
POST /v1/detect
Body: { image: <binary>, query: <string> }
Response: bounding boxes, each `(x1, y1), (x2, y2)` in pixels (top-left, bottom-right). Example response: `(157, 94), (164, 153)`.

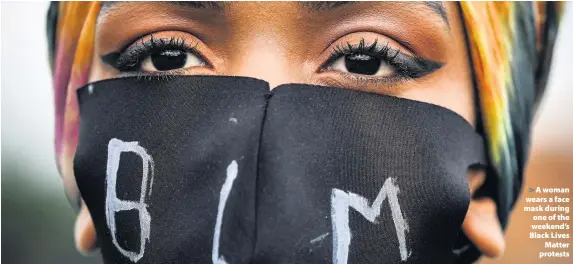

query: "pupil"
(344, 53), (380, 75)
(151, 50), (186, 71)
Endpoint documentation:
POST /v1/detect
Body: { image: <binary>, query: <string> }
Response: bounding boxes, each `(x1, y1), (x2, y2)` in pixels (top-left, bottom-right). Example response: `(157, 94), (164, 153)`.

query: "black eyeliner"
(101, 52), (120, 68)
(325, 38), (443, 79)
(391, 52), (443, 78)
(100, 36), (200, 72)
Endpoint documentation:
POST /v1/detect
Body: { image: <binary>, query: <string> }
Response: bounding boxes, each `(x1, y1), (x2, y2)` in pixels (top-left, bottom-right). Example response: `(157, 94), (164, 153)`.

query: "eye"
(140, 49), (204, 72)
(328, 53), (395, 77)
(102, 36), (210, 73)
(319, 38), (443, 83)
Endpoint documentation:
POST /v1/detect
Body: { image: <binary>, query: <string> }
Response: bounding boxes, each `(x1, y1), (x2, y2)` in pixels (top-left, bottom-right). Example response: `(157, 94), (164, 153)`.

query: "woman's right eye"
(140, 49), (204, 72)
(102, 36), (210, 73)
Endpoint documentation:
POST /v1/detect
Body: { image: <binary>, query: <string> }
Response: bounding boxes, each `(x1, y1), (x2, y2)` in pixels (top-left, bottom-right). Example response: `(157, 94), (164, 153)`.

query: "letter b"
(106, 138), (155, 263)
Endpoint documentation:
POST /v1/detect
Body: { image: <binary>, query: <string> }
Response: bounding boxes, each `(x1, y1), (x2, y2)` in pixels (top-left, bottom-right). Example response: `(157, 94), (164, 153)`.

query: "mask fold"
(74, 76), (486, 264)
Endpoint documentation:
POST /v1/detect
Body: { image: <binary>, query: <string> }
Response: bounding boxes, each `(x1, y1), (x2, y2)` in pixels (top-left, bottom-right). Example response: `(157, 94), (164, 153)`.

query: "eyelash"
(322, 38), (442, 81)
(102, 36), (205, 73)
(102, 36), (441, 83)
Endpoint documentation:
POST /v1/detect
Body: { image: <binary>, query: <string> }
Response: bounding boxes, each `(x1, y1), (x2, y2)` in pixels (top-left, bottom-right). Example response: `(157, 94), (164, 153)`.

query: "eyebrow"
(170, 1), (227, 10)
(301, 1), (449, 25)
(423, 2), (449, 25)
(101, 1), (449, 26)
(100, 1), (227, 14)
(300, 1), (353, 12)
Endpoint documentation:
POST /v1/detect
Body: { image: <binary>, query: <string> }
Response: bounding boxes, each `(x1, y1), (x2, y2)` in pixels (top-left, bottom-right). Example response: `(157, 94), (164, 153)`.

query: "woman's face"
(75, 1), (504, 259)
(90, 1), (475, 124)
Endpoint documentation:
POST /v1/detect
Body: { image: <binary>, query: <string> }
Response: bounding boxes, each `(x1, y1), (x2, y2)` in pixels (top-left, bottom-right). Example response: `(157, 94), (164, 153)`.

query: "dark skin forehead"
(100, 1), (449, 28)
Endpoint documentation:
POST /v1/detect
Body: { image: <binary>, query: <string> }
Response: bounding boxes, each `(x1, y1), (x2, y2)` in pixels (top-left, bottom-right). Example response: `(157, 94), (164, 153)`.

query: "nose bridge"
(225, 36), (296, 89)
(221, 2), (307, 89)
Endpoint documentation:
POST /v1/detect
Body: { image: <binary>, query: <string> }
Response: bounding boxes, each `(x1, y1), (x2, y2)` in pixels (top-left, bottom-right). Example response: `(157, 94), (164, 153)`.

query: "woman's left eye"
(328, 53), (395, 77)
(141, 49), (204, 72)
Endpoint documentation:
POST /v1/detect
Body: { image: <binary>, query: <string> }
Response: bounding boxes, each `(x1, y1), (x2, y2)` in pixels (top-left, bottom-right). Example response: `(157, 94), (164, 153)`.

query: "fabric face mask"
(74, 76), (486, 264)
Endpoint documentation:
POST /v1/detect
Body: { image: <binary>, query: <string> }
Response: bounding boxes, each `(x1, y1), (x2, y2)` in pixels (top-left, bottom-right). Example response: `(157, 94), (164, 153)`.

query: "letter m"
(331, 177), (409, 264)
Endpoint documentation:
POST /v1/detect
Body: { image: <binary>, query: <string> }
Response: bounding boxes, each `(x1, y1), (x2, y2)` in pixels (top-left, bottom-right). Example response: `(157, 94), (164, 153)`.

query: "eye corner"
(421, 58), (444, 72)
(405, 55), (444, 78)
(101, 52), (121, 68)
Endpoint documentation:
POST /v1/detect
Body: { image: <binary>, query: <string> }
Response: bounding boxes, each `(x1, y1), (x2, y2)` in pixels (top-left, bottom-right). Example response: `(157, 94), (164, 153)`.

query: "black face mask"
(74, 76), (486, 264)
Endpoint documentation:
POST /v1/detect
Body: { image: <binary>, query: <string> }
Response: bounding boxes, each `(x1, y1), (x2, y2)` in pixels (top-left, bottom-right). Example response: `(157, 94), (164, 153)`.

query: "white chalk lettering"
(212, 160), (238, 264)
(331, 177), (409, 264)
(106, 138), (155, 263)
